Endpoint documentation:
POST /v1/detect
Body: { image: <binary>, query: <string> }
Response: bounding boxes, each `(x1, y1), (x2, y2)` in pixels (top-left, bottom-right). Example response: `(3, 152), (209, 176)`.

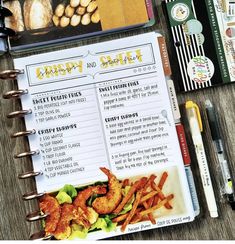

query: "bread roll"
(24, 0), (53, 30)
(4, 0), (24, 32)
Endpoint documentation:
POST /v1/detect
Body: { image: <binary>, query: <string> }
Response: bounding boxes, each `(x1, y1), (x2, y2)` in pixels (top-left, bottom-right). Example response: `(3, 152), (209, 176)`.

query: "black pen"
(205, 100), (235, 210)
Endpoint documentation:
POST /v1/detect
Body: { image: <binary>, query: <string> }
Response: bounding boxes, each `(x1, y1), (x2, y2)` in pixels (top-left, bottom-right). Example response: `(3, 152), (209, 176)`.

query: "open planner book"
(5, 32), (195, 240)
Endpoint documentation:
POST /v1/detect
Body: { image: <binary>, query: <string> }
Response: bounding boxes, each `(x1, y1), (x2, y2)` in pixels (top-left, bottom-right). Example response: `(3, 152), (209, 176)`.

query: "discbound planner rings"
(22, 191), (45, 201)
(11, 129), (36, 138)
(26, 211), (48, 222)
(29, 231), (52, 240)
(18, 171), (42, 179)
(3, 89), (28, 99)
(0, 69), (24, 80)
(7, 109), (32, 119)
(14, 150), (39, 159)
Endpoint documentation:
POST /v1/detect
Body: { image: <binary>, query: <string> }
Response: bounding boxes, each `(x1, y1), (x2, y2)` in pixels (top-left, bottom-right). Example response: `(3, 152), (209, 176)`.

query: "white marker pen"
(186, 101), (218, 218)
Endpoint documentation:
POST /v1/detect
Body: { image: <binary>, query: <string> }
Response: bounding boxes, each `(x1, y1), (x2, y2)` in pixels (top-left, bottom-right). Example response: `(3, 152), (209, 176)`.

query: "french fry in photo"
(142, 200), (156, 224)
(143, 174), (157, 193)
(140, 191), (158, 204)
(121, 189), (143, 232)
(151, 172), (172, 209)
(113, 177), (147, 214)
(138, 194), (174, 217)
(158, 172), (168, 190)
(112, 213), (129, 223)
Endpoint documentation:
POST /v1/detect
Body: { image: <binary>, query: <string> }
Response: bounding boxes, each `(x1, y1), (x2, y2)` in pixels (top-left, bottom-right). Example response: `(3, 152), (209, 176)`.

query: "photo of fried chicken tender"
(73, 185), (107, 228)
(53, 204), (79, 240)
(92, 167), (122, 214)
(39, 194), (61, 236)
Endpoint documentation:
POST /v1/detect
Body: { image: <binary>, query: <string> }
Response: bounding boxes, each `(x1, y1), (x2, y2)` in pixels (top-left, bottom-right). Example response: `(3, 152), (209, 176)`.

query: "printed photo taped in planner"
(39, 166), (188, 240)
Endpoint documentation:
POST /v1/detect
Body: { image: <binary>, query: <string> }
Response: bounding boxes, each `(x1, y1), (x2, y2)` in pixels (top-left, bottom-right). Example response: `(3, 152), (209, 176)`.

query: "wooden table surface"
(1, 3), (235, 240)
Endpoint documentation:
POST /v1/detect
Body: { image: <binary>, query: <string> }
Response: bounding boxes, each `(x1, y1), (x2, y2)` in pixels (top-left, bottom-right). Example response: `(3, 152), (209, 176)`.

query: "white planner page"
(14, 32), (194, 238)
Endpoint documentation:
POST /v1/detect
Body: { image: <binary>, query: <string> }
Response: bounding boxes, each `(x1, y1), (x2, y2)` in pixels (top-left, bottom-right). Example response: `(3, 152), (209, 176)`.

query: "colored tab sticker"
(158, 37), (172, 76)
(176, 124), (191, 165)
(167, 79), (180, 121)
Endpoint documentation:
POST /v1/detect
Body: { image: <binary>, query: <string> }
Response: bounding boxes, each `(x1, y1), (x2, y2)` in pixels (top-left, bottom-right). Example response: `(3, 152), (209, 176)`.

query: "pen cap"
(205, 101), (221, 141)
(185, 101), (203, 139)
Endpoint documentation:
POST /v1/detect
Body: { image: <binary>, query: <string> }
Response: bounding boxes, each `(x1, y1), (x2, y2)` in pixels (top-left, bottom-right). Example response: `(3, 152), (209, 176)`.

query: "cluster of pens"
(185, 100), (235, 218)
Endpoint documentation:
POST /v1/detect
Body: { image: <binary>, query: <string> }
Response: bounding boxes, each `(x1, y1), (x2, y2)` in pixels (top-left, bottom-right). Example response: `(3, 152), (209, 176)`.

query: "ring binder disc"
(0, 69), (24, 80)
(22, 191), (44, 201)
(7, 109), (32, 119)
(11, 129), (36, 138)
(26, 211), (48, 222)
(14, 150), (39, 159)
(29, 231), (52, 241)
(3, 89), (28, 99)
(18, 171), (41, 179)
